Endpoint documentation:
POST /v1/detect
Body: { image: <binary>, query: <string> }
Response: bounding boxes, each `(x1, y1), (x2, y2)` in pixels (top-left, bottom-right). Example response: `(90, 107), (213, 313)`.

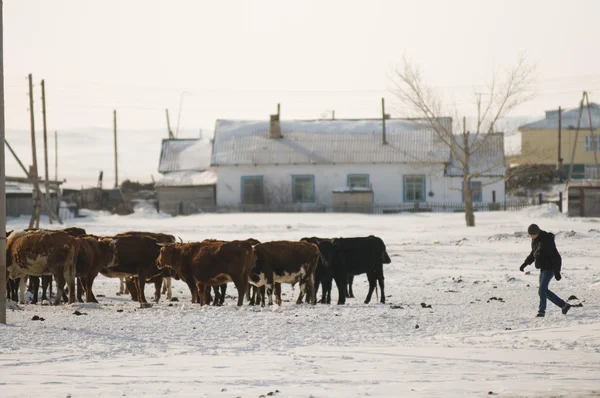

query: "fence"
(171, 200), (534, 215)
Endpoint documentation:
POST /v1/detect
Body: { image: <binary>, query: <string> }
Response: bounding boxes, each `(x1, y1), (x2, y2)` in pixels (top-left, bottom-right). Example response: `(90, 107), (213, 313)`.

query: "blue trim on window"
(462, 181), (483, 203)
(347, 174), (370, 188)
(403, 175), (426, 203)
(292, 175), (315, 203)
(240, 175), (264, 204)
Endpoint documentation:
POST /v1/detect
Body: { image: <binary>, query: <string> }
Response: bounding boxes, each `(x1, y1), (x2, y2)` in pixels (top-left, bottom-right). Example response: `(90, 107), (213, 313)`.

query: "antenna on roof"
(166, 109), (174, 139)
(381, 98), (390, 145)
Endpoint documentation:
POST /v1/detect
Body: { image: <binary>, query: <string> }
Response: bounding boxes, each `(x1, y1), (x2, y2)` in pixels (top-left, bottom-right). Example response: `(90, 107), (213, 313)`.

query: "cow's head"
(98, 237), (119, 268)
(377, 237), (392, 264)
(156, 243), (177, 269)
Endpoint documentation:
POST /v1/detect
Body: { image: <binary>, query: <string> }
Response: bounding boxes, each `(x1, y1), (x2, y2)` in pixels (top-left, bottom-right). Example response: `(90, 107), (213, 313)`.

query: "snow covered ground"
(2, 205), (600, 398)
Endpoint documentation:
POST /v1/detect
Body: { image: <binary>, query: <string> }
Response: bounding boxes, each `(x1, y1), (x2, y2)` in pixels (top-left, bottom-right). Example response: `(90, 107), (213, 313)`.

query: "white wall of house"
(215, 164), (506, 206)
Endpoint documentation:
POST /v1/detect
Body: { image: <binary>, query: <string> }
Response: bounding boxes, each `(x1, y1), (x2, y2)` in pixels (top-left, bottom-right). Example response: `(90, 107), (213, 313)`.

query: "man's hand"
(519, 263), (527, 272)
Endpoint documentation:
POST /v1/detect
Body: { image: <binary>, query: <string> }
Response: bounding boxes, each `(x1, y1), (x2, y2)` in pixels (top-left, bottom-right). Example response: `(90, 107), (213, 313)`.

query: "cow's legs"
(53, 273), (67, 305)
(364, 271), (377, 304)
(29, 276), (40, 304)
(65, 270), (76, 305)
(219, 284), (227, 305)
(18, 277), (27, 304)
(347, 274), (355, 298)
(334, 272), (347, 305)
(41, 275), (52, 302)
(197, 283), (207, 306)
(321, 279), (332, 304)
(266, 273), (274, 306)
(377, 268), (385, 304)
(184, 279), (198, 303)
(153, 277), (162, 303)
(84, 275), (99, 303)
(232, 277), (246, 307)
(76, 277), (85, 303)
(245, 282), (252, 302)
(136, 271), (150, 307)
(163, 277), (172, 300)
(211, 285), (220, 306)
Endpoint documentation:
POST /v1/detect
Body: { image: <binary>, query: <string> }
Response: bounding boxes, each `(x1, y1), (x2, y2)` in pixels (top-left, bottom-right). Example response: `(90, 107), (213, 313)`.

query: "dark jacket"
(523, 230), (562, 276)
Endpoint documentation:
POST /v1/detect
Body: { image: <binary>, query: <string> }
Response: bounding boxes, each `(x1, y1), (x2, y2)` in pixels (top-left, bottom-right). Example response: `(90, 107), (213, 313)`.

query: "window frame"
(403, 175), (426, 203)
(585, 135), (600, 152)
(462, 180), (483, 203)
(347, 174), (370, 189)
(291, 175), (315, 203)
(240, 175), (264, 205)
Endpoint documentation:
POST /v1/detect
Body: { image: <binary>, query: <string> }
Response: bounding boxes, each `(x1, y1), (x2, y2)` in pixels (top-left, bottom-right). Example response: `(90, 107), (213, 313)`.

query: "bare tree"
(390, 56), (535, 226)
(264, 180), (292, 206)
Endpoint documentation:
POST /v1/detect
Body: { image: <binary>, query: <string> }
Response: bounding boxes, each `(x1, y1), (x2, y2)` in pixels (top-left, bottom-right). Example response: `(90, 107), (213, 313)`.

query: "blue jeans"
(538, 269), (566, 314)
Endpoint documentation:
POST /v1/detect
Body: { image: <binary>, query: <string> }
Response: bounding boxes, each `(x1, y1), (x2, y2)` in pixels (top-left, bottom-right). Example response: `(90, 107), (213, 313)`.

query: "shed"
(155, 139), (216, 215)
(566, 180), (600, 217)
(332, 187), (374, 213)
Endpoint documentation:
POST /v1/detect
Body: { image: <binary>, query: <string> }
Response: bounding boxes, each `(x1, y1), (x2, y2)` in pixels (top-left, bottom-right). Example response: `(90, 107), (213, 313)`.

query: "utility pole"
(113, 109), (118, 188)
(54, 131), (58, 181)
(41, 79), (52, 223)
(558, 106), (563, 182)
(381, 97), (389, 145)
(1, 0), (8, 324)
(28, 73), (41, 229)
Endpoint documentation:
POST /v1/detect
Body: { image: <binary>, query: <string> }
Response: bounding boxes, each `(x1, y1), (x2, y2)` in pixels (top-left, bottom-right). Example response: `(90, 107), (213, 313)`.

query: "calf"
(331, 236), (391, 304)
(251, 241), (319, 306)
(6, 230), (79, 305)
(156, 240), (253, 306)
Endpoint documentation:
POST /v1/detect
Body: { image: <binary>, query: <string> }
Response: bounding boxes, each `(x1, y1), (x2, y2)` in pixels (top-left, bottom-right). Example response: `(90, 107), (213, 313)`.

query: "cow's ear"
(6, 230), (13, 237)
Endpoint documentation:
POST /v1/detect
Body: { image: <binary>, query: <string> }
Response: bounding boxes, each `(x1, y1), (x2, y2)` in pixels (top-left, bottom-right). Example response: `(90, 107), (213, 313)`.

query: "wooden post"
(538, 192), (543, 205)
(579, 187), (585, 217)
(113, 109), (118, 188)
(492, 190), (496, 203)
(54, 131), (57, 181)
(381, 98), (387, 145)
(41, 79), (52, 223)
(27, 73), (41, 229)
(1, 0), (8, 324)
(558, 106), (563, 181)
(559, 191), (563, 213)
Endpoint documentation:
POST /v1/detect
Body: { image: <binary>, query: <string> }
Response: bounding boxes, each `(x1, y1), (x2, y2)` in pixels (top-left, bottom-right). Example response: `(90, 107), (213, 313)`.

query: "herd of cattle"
(5, 227), (392, 308)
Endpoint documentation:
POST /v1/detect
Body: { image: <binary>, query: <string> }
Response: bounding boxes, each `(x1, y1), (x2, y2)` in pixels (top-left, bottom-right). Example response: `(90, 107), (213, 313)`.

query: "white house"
(210, 118), (505, 212)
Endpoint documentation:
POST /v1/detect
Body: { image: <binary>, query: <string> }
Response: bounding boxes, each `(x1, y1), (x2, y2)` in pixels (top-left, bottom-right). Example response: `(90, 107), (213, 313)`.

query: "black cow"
(331, 236), (391, 304)
(300, 237), (346, 305)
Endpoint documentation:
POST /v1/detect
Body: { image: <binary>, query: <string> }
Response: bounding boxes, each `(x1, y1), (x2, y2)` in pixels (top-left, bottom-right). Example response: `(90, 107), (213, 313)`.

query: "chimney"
(270, 103), (281, 139)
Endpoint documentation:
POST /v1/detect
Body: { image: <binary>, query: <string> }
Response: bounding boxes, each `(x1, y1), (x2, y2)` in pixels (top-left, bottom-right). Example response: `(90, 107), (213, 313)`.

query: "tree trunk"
(464, 175), (475, 227)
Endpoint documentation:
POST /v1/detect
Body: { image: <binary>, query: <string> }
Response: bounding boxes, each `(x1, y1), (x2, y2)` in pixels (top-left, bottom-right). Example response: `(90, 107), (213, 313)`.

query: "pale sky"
(4, 0), (600, 137)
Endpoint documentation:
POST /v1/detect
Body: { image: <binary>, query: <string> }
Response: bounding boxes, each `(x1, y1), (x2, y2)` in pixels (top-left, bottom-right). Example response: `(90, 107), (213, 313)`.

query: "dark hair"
(527, 224), (540, 235)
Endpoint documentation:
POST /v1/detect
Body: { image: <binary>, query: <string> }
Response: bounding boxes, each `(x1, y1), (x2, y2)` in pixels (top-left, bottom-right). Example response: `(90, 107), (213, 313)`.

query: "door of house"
(241, 176), (265, 205)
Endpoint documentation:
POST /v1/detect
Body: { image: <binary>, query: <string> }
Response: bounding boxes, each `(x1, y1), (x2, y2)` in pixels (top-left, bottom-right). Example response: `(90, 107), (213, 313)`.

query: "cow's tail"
(375, 285), (379, 301)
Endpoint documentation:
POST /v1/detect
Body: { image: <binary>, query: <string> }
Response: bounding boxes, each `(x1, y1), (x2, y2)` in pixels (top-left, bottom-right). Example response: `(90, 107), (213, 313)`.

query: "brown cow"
(99, 235), (163, 307)
(250, 241), (319, 306)
(75, 236), (118, 303)
(156, 240), (254, 306)
(6, 230), (79, 305)
(114, 231), (176, 299)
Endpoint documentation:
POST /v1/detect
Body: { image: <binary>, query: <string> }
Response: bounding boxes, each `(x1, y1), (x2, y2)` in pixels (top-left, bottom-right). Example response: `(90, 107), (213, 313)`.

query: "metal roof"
(520, 103), (600, 130)
(158, 139), (212, 173)
(155, 169), (217, 187)
(445, 133), (506, 177)
(211, 119), (452, 166)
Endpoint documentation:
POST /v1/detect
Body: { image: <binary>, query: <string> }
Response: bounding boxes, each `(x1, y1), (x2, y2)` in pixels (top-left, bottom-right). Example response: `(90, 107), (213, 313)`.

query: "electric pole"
(41, 79), (51, 223)
(113, 109), (118, 188)
(28, 73), (41, 229)
(1, 0), (8, 324)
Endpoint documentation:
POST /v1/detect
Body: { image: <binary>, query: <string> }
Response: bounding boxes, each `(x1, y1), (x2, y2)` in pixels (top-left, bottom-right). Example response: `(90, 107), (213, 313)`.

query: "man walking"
(520, 223), (571, 317)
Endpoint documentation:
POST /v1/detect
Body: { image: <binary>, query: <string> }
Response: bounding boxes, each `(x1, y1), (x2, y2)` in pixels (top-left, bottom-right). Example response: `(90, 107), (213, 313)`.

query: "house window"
(585, 135), (600, 152)
(292, 175), (315, 203)
(585, 165), (600, 179)
(462, 181), (483, 203)
(241, 176), (264, 205)
(347, 174), (370, 189)
(403, 175), (425, 202)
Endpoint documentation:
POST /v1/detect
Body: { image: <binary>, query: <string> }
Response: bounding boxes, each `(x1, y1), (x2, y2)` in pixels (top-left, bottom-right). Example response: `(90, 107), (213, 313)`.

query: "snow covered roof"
(211, 119), (452, 166)
(158, 139), (213, 173)
(5, 182), (34, 194)
(445, 133), (505, 177)
(519, 103), (600, 130)
(155, 169), (217, 187)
